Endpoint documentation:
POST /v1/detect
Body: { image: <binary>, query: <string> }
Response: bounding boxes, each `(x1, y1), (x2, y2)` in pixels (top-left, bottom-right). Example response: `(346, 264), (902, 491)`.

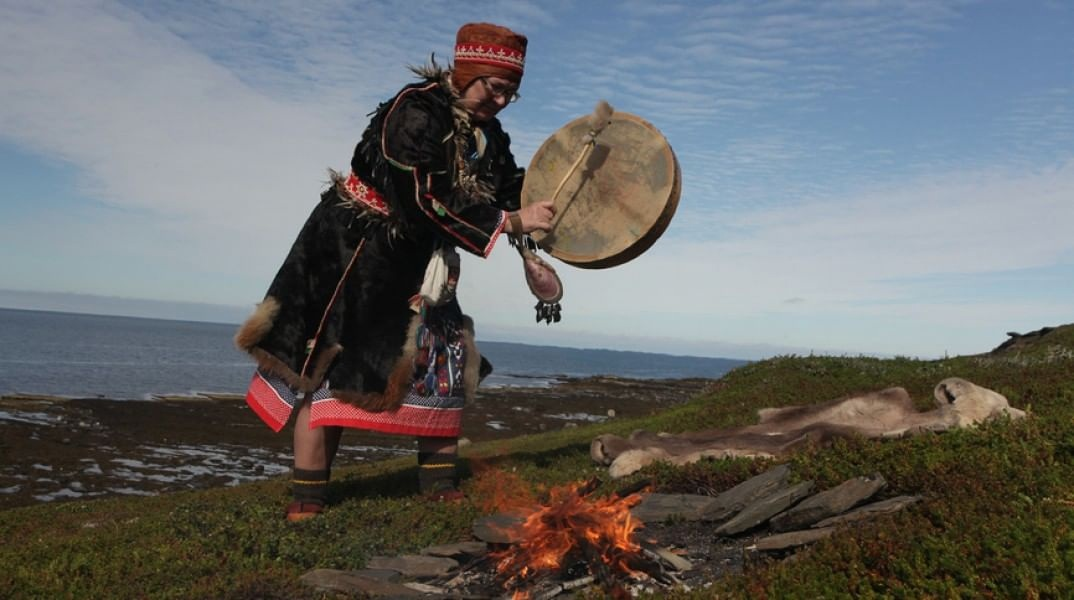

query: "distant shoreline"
(0, 305), (752, 361)
(0, 300), (774, 360)
(0, 373), (716, 404)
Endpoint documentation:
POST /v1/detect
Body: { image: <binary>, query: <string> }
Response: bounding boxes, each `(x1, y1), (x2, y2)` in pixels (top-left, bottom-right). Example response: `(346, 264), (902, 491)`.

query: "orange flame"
(493, 480), (646, 595)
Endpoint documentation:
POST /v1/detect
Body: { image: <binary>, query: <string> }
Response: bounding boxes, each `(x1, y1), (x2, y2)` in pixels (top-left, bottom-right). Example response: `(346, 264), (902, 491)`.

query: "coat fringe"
(234, 297), (279, 351)
(234, 296), (342, 393)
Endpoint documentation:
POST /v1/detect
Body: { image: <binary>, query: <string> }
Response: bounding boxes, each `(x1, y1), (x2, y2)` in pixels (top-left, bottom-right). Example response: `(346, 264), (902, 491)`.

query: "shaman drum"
(521, 111), (680, 269)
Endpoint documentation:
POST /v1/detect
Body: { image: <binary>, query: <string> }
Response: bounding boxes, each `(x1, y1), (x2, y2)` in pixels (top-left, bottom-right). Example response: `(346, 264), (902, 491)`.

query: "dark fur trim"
(245, 343), (342, 394)
(409, 57), (454, 90)
(235, 296), (343, 392)
(245, 346), (304, 391)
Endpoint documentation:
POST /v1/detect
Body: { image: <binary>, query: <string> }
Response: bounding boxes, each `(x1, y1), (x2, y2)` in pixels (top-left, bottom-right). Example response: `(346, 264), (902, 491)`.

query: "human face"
(460, 76), (519, 122)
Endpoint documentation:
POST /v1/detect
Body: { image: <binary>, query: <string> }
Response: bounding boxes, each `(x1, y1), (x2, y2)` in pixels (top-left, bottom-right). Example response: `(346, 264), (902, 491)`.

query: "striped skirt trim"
(309, 393), (463, 437)
(244, 369), (463, 437)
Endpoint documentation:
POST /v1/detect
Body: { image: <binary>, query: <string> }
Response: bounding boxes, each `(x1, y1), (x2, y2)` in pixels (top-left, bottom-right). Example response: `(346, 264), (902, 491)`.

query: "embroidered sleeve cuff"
(481, 210), (508, 258)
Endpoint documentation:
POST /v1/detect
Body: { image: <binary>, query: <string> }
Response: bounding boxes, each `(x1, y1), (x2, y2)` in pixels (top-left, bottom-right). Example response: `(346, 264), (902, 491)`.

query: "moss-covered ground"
(4, 325), (1073, 599)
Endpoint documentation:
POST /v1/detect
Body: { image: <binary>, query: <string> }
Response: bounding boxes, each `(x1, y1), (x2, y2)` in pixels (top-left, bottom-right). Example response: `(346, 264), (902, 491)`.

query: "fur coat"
(235, 65), (523, 410)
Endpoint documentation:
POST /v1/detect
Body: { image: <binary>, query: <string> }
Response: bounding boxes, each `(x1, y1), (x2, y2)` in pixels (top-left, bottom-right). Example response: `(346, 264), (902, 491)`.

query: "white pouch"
(419, 247), (460, 306)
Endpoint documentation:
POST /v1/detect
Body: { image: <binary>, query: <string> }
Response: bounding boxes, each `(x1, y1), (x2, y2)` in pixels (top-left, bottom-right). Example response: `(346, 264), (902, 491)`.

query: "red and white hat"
(451, 22), (527, 93)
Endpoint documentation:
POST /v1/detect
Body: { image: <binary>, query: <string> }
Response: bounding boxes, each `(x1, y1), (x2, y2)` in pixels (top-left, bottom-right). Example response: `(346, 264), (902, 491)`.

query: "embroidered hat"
(451, 22), (527, 93)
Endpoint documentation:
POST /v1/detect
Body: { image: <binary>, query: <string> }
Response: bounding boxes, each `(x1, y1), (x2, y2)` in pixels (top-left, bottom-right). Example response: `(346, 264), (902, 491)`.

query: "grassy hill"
(3, 324), (1074, 598)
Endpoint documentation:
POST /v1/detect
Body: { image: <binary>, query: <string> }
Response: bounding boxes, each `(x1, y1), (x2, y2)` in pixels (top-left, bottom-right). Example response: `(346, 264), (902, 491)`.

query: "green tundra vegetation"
(3, 325), (1073, 599)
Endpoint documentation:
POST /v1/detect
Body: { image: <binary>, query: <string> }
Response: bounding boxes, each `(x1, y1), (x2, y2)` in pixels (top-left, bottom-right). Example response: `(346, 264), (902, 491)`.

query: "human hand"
(509, 200), (556, 234)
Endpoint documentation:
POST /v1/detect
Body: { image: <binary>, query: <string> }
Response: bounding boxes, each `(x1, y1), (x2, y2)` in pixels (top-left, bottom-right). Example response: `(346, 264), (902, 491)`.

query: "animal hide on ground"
(591, 377), (1026, 479)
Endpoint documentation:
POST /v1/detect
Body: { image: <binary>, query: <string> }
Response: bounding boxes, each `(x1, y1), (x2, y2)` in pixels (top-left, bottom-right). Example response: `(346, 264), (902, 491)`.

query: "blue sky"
(1, 1), (1071, 360)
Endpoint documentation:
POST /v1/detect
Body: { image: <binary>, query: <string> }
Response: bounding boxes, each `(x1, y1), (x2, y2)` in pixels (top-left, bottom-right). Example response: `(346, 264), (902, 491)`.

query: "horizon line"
(0, 303), (758, 363)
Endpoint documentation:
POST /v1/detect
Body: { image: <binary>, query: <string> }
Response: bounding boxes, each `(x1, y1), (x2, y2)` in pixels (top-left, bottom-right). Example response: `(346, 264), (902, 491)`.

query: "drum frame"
(521, 111), (680, 269)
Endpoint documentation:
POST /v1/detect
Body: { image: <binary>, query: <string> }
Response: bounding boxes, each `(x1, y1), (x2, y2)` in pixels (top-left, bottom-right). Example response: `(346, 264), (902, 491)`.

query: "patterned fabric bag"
(412, 304), (466, 399)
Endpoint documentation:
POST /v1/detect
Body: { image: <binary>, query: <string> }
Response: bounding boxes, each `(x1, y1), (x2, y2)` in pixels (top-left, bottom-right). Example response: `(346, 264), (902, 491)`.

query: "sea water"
(0, 307), (747, 399)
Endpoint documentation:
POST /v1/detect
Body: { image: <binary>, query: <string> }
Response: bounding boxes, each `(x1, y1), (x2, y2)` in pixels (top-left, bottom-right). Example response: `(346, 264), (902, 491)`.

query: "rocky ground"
(0, 376), (717, 510)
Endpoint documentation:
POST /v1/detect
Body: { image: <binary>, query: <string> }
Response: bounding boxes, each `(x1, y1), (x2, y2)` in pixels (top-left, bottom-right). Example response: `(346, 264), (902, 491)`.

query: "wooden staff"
(547, 100), (615, 231)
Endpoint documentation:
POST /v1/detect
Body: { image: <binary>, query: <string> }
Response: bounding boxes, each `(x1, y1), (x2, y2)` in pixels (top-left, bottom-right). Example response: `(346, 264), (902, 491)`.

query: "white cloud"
(0, 2), (338, 241)
(1, 1), (1072, 360)
(487, 159), (1074, 356)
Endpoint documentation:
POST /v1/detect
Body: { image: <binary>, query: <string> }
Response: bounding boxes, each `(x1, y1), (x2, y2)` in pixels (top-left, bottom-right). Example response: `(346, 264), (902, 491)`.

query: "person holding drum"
(234, 22), (555, 520)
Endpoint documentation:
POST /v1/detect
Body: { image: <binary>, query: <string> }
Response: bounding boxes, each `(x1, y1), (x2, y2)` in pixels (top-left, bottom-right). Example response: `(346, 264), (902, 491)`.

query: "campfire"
(486, 477), (683, 599)
(301, 465), (919, 598)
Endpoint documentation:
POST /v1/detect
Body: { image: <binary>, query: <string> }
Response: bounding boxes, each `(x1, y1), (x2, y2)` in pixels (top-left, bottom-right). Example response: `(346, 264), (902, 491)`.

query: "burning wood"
(300, 468), (923, 599)
(491, 478), (655, 598)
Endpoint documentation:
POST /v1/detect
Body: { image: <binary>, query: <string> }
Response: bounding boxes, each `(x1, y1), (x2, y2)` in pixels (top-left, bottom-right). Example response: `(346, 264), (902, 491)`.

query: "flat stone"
(700, 463), (792, 522)
(714, 480), (815, 536)
(750, 527), (837, 553)
(770, 474), (886, 532)
(300, 568), (425, 597)
(814, 495), (923, 528)
(472, 513), (526, 544)
(421, 541), (489, 560)
(646, 545), (693, 572)
(365, 555), (458, 579)
(631, 493), (719, 523)
(402, 582), (447, 594)
(352, 568), (404, 583)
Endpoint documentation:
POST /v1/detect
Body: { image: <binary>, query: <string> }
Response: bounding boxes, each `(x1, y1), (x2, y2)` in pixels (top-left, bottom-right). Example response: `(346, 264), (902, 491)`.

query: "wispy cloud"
(995, 86), (1074, 165)
(541, 158), (1074, 353)
(1, 1), (1071, 359)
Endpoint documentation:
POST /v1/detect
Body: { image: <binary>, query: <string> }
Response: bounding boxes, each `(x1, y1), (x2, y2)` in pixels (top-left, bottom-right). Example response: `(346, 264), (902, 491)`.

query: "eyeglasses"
(480, 78), (521, 103)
